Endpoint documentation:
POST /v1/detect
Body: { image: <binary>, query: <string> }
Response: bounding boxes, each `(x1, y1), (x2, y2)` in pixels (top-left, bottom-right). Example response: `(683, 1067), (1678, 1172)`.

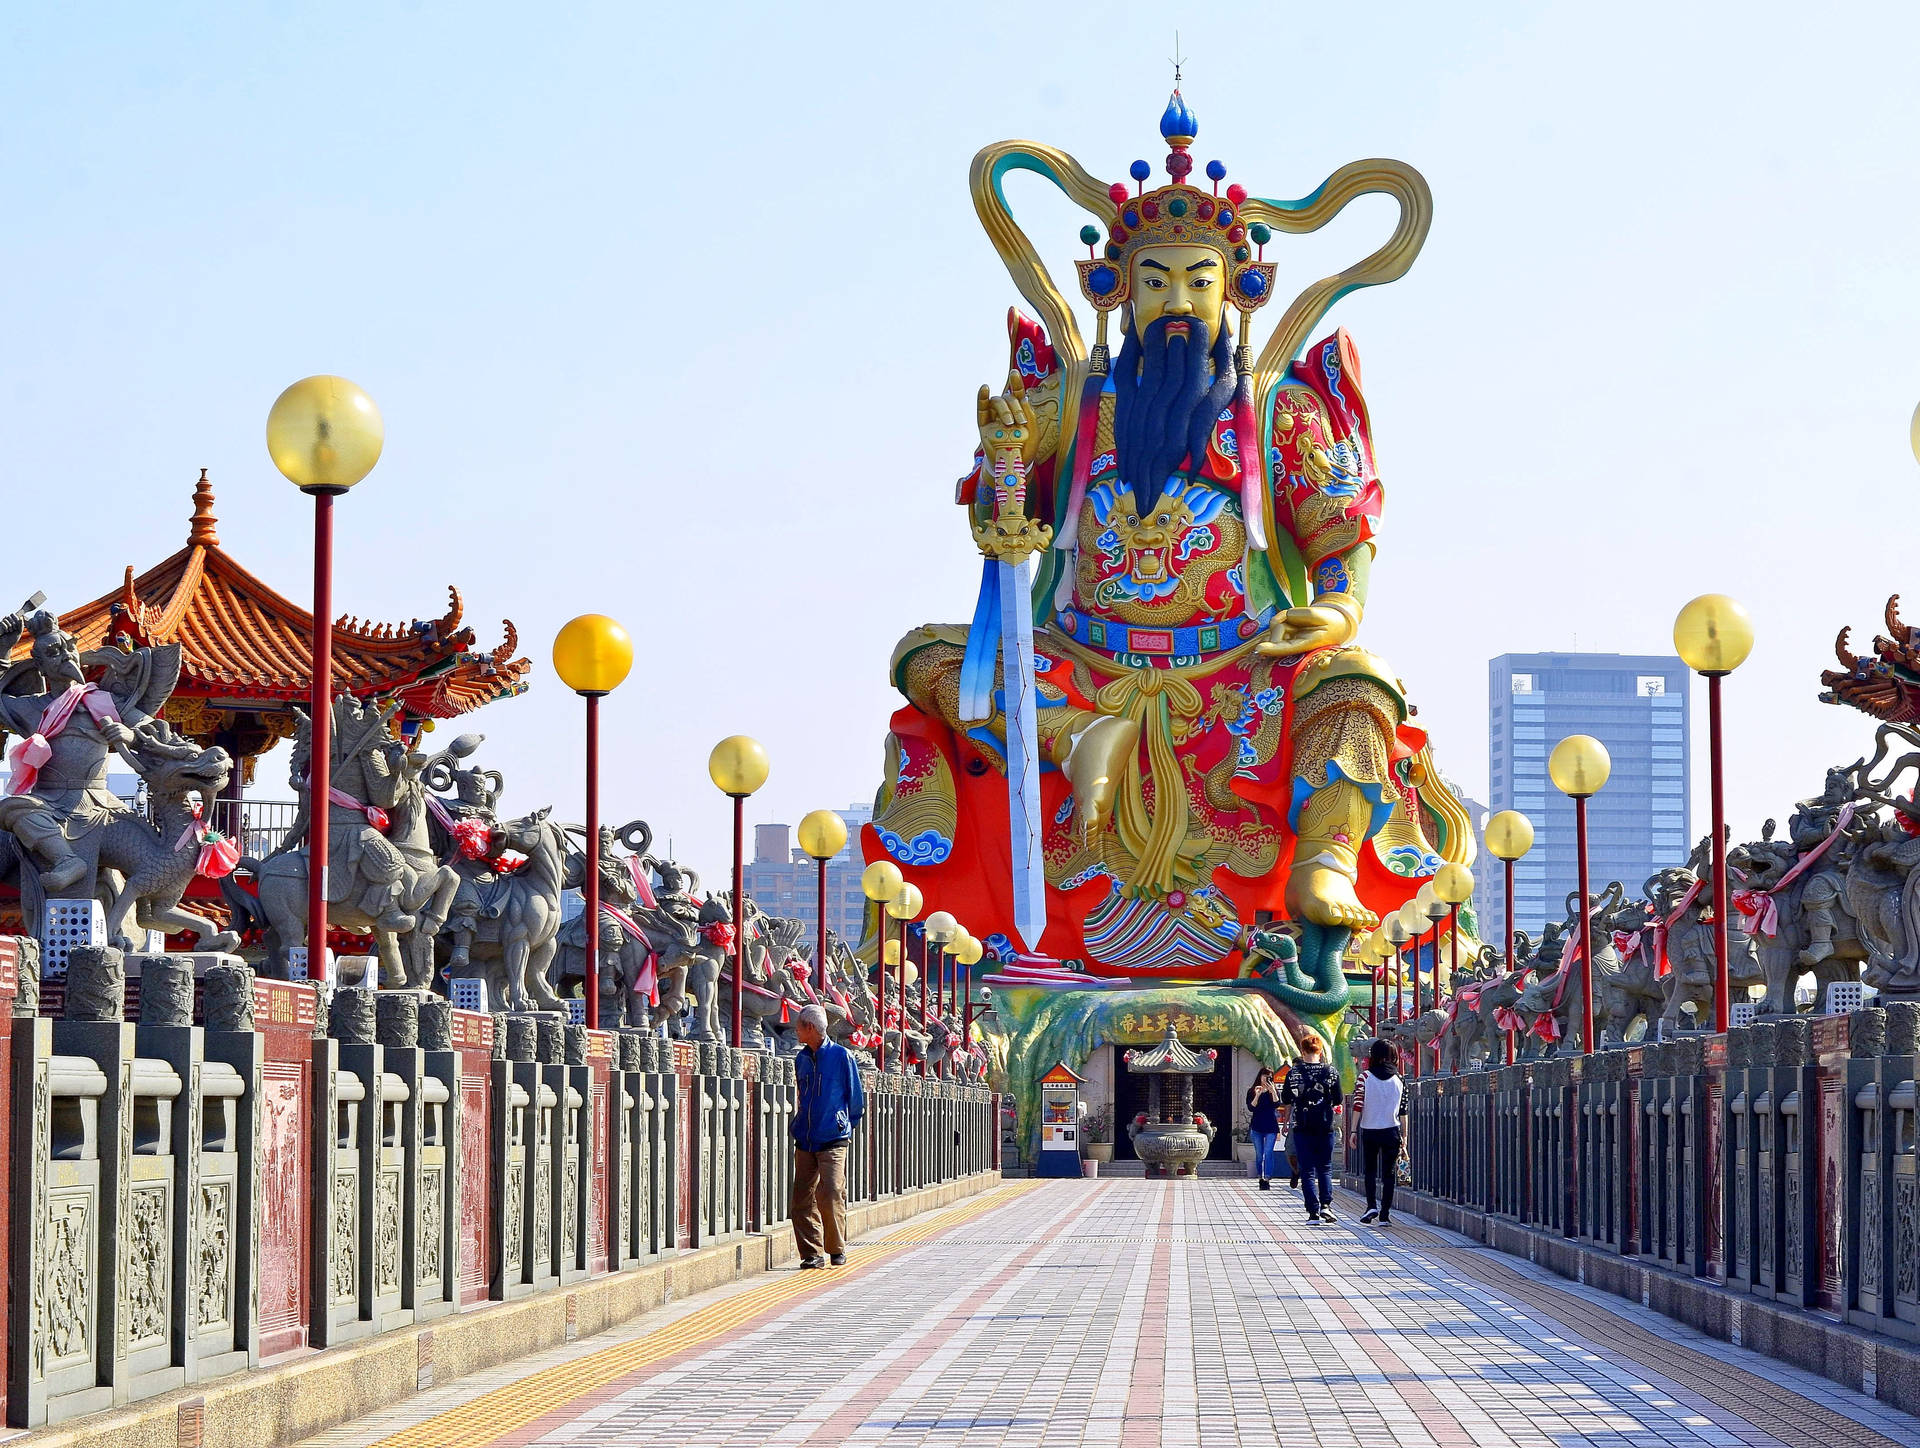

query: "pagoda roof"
(1821, 594), (1920, 725)
(1123, 1026), (1218, 1074)
(31, 472), (531, 719)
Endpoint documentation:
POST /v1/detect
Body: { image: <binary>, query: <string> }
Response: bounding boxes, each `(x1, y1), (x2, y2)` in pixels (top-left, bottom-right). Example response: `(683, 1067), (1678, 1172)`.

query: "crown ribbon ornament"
(1073, 90), (1278, 316)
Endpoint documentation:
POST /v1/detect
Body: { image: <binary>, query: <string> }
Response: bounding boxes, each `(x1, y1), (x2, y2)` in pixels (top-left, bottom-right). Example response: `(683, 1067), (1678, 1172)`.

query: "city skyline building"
(743, 803), (874, 946)
(1487, 652), (1691, 938)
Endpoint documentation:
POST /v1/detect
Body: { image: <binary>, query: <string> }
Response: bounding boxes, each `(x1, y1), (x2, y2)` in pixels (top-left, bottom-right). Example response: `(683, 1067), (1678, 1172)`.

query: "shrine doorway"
(1110, 1043), (1236, 1161)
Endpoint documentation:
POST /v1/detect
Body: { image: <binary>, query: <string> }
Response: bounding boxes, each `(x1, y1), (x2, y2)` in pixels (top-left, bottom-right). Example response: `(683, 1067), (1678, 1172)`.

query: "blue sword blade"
(999, 557), (1046, 951)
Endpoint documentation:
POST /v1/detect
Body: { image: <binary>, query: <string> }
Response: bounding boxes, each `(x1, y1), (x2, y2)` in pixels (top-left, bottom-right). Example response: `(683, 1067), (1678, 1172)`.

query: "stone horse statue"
(228, 697), (458, 986)
(444, 805), (576, 1012)
(552, 822), (702, 1029)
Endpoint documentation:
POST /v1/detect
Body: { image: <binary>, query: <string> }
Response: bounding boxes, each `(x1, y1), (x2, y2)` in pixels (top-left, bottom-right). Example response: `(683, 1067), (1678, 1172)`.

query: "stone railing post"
(199, 964), (263, 1376)
(1724, 1025), (1758, 1291)
(1776, 1018), (1815, 1307)
(496, 1013), (541, 1297)
(8, 943), (117, 1426)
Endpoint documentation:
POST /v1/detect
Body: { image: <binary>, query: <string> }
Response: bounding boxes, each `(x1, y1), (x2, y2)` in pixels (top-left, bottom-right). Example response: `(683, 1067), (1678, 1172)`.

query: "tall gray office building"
(1488, 653), (1691, 936)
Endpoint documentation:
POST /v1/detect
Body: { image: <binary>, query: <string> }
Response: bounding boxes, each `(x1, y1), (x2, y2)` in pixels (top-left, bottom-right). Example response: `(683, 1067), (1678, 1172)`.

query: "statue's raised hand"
(976, 371), (1034, 481)
(1256, 603), (1356, 658)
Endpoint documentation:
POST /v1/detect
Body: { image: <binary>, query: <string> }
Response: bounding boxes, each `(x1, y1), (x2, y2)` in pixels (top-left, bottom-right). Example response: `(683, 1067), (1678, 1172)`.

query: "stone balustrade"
(1373, 1004), (1920, 1345)
(0, 940), (1000, 1430)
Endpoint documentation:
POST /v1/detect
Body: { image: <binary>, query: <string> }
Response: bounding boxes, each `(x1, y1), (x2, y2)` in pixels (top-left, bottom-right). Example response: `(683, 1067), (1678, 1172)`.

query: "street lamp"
(1484, 810), (1534, 1064)
(1435, 863), (1474, 1070)
(861, 861), (903, 1070)
(954, 931), (984, 1054)
(709, 736), (770, 1047)
(1674, 594), (1755, 1033)
(886, 882), (923, 1073)
(1412, 886), (1448, 1077)
(1550, 734), (1611, 1052)
(266, 376), (384, 989)
(1361, 931), (1386, 1036)
(1384, 909), (1413, 1020)
(797, 810), (849, 992)
(924, 910), (958, 1076)
(553, 615), (634, 1030)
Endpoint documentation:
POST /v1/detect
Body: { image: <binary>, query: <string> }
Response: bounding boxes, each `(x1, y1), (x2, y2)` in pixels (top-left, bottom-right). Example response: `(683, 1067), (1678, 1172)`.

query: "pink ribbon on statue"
(1493, 1005), (1524, 1034)
(304, 773), (389, 833)
(1612, 929), (1643, 960)
(1731, 804), (1856, 938)
(597, 901), (659, 1003)
(6, 683), (121, 797)
(625, 855), (658, 909)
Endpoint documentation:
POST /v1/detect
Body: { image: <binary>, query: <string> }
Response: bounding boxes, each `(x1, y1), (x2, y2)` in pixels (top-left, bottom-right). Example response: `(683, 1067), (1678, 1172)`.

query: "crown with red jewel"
(1074, 91), (1279, 316)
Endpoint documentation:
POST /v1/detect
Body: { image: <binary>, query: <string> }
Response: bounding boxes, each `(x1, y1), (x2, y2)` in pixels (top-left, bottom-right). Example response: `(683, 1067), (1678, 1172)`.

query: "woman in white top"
(1353, 1038), (1406, 1225)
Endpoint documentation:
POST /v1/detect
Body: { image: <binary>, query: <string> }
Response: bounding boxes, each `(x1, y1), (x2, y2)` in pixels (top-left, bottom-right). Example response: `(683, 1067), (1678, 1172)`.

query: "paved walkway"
(297, 1181), (1920, 1448)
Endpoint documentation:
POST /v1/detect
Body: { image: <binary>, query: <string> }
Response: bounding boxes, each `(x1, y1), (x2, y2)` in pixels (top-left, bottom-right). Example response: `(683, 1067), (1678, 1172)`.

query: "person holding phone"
(1244, 1067), (1282, 1190)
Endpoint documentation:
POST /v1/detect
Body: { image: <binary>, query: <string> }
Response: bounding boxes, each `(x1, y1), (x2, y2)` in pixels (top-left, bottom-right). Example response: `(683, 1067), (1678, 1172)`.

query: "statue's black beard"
(1112, 314), (1237, 512)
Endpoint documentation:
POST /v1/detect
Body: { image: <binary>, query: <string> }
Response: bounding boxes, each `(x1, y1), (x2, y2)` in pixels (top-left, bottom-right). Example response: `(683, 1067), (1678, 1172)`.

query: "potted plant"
(1082, 1104), (1115, 1163)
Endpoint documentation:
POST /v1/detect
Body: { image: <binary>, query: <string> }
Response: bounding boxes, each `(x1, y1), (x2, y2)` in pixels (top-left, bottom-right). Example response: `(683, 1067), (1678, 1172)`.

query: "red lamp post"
(1486, 811), (1534, 1066)
(1550, 736), (1611, 1053)
(554, 616), (634, 1031)
(1675, 596), (1755, 1033)
(798, 811), (850, 993)
(708, 737), (770, 1048)
(266, 376), (385, 992)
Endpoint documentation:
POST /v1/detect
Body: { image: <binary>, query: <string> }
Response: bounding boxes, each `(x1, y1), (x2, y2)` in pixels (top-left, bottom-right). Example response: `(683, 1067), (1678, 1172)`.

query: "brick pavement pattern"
(296, 1181), (1920, 1448)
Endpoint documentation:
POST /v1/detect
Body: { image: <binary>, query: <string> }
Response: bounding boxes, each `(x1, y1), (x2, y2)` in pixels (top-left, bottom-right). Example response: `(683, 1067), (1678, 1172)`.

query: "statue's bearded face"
(1128, 244), (1229, 336)
(1113, 243), (1238, 513)
(32, 630), (84, 687)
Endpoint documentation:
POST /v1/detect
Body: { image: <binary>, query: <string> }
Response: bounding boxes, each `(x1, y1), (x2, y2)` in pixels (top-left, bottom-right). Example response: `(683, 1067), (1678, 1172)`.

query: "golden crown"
(1073, 91), (1278, 316)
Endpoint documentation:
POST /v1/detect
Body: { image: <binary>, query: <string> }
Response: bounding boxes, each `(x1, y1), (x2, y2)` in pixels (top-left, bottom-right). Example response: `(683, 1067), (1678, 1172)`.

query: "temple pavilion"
(0, 471), (530, 930)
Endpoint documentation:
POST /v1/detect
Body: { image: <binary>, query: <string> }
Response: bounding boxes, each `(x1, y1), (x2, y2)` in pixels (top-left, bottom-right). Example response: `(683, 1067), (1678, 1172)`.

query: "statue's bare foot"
(1797, 942), (1833, 969)
(1065, 715), (1140, 836)
(1285, 863), (1379, 930)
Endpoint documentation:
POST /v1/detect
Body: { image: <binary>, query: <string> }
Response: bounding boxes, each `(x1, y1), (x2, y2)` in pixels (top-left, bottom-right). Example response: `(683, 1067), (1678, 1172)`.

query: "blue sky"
(5, 2), (1918, 878)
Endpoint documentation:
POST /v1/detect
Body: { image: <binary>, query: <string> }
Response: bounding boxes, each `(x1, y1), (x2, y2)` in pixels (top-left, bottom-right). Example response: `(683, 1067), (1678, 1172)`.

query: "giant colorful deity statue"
(868, 93), (1476, 1105)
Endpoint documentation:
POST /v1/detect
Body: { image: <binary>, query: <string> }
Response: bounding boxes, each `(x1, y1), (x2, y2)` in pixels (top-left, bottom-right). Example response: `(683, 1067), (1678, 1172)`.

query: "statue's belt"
(1051, 605), (1274, 661)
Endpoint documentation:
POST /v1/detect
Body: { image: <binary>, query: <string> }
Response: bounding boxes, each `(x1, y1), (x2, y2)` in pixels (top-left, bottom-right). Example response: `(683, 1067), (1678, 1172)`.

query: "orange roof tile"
(35, 472), (531, 718)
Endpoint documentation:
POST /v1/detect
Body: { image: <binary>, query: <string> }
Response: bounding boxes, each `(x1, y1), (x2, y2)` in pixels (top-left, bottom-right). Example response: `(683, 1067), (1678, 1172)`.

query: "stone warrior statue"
(0, 608), (193, 889)
(875, 91), (1455, 989)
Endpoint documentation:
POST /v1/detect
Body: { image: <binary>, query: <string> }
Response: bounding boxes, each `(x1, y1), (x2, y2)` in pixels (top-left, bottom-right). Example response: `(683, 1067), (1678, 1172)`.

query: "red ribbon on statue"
(1493, 1004), (1524, 1034)
(1731, 804), (1855, 938)
(173, 803), (240, 879)
(701, 921), (735, 949)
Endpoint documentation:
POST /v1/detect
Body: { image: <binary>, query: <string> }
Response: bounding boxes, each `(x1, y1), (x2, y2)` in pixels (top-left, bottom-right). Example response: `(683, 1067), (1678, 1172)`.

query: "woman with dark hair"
(1355, 1037), (1406, 1225)
(1245, 1067), (1281, 1190)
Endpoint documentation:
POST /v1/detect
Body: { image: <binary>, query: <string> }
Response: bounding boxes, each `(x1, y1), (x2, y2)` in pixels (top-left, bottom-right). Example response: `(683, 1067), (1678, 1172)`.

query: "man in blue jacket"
(792, 1004), (866, 1268)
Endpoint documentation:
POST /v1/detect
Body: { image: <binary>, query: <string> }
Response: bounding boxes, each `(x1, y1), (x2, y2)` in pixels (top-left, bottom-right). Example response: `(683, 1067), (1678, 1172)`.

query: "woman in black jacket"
(1244, 1068), (1281, 1189)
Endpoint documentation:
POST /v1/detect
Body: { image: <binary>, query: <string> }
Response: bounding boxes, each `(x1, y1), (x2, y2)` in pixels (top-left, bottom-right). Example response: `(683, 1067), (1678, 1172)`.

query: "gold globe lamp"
(267, 375), (385, 993)
(923, 908), (959, 1056)
(796, 810), (849, 990)
(1674, 593), (1755, 1034)
(952, 930), (985, 1042)
(266, 375), (384, 495)
(1548, 735), (1611, 799)
(1433, 862), (1473, 996)
(883, 881), (923, 1074)
(1550, 734), (1610, 1053)
(861, 859), (903, 903)
(1673, 594), (1754, 677)
(708, 734), (769, 1047)
(861, 859), (904, 1069)
(708, 736), (770, 798)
